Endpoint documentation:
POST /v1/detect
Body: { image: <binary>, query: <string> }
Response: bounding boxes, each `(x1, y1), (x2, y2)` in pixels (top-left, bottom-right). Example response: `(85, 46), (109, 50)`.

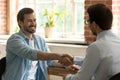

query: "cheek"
(89, 24), (95, 32)
(24, 21), (30, 25)
(25, 22), (30, 25)
(89, 24), (92, 30)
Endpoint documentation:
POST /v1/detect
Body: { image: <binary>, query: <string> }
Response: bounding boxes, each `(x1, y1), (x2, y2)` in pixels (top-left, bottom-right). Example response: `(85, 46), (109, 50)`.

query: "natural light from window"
(10, 0), (85, 43)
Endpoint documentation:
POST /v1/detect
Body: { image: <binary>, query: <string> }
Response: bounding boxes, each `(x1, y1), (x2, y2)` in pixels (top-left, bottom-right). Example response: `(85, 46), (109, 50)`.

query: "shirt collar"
(18, 30), (35, 40)
(96, 29), (112, 40)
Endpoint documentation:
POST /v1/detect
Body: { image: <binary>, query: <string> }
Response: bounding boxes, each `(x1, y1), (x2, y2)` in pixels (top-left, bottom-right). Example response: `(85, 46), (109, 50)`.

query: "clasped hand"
(58, 54), (80, 71)
(59, 54), (73, 66)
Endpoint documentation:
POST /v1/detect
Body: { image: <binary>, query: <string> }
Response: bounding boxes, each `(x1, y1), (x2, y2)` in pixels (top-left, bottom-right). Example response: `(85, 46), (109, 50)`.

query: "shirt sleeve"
(73, 56), (85, 66)
(6, 34), (38, 60)
(41, 39), (55, 66)
(65, 44), (101, 80)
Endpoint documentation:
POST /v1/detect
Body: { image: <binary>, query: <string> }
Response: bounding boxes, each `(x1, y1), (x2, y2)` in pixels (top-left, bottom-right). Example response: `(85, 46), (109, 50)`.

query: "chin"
(31, 29), (36, 33)
(32, 31), (36, 34)
(29, 31), (36, 34)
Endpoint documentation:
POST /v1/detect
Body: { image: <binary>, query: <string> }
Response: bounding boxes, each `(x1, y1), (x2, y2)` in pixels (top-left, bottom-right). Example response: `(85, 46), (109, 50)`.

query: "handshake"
(59, 54), (73, 66)
(58, 54), (80, 71)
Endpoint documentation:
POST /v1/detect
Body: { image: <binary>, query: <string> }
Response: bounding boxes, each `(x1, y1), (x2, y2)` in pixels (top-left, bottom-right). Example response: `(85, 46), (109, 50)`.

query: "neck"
(23, 31), (33, 40)
(97, 28), (103, 35)
(95, 25), (103, 35)
(26, 34), (33, 40)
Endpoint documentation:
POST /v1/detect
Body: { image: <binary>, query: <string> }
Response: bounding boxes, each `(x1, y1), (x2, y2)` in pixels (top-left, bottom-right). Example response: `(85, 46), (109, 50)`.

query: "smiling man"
(2, 8), (73, 80)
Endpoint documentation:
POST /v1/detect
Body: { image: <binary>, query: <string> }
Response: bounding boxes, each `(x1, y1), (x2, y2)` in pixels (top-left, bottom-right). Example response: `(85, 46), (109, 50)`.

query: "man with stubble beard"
(2, 8), (73, 80)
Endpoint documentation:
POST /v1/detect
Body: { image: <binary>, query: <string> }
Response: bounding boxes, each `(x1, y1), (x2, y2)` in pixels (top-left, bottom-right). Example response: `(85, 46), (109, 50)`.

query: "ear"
(18, 20), (23, 27)
(92, 21), (98, 29)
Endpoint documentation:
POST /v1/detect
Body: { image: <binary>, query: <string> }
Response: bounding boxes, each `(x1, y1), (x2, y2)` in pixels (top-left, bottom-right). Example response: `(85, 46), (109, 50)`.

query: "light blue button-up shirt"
(3, 30), (53, 80)
(66, 30), (120, 80)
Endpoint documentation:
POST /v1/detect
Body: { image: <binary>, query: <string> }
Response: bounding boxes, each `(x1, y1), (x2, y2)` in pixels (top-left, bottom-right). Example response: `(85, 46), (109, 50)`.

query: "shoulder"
(8, 33), (21, 40)
(88, 38), (106, 48)
(87, 41), (100, 53)
(7, 33), (28, 47)
(88, 41), (98, 49)
(33, 34), (45, 41)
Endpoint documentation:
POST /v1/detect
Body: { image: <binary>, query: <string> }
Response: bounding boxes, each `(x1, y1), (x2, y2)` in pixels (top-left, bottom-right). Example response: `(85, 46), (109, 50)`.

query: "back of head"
(87, 3), (113, 30)
(0, 57), (6, 80)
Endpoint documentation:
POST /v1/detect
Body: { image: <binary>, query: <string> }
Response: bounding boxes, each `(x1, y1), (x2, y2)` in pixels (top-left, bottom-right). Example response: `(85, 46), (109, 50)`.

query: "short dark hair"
(87, 3), (113, 30)
(17, 8), (34, 22)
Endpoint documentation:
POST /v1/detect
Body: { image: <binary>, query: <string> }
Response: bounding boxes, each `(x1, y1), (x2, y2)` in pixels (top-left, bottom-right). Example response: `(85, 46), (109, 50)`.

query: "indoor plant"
(43, 8), (66, 38)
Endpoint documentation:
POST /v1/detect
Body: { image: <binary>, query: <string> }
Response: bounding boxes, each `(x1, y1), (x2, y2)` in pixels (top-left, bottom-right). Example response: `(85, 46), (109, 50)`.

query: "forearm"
(37, 51), (62, 60)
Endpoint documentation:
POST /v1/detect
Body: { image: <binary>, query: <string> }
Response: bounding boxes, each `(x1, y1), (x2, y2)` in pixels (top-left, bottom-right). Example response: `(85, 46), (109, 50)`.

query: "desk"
(48, 66), (78, 80)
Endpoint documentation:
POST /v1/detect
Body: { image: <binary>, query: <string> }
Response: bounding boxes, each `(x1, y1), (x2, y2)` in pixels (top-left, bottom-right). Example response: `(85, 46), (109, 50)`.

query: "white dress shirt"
(66, 30), (120, 80)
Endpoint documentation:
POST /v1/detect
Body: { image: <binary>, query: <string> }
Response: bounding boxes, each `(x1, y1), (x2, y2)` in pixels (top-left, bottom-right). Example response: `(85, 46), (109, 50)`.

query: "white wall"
(47, 43), (87, 57)
(0, 42), (87, 59)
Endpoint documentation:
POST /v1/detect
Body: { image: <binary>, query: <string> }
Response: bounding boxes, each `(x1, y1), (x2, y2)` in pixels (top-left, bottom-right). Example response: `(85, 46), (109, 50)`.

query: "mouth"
(29, 26), (36, 31)
(30, 26), (35, 28)
(28, 26), (36, 33)
(29, 26), (36, 29)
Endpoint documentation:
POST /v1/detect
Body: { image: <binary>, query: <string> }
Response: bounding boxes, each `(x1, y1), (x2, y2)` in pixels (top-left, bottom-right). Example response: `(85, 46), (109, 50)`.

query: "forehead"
(24, 13), (36, 19)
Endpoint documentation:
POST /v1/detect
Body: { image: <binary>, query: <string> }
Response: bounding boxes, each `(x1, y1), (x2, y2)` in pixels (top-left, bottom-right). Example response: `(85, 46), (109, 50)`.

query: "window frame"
(7, 0), (86, 44)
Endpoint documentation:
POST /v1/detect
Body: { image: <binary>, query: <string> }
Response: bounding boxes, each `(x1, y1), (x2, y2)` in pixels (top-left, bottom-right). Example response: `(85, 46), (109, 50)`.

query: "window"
(10, 0), (85, 40)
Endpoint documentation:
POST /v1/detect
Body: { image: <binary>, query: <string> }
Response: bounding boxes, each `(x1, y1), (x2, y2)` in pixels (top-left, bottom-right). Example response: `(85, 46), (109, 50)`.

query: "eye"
(34, 19), (36, 22)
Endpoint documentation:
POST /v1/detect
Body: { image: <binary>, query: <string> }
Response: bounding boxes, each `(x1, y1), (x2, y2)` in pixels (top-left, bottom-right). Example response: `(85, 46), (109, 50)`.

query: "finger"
(72, 65), (81, 70)
(61, 57), (73, 66)
(63, 54), (73, 62)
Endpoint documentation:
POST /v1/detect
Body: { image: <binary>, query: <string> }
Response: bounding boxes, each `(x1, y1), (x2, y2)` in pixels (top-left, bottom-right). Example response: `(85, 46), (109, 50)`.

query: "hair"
(87, 3), (113, 30)
(17, 8), (34, 28)
(17, 8), (34, 22)
(0, 57), (6, 80)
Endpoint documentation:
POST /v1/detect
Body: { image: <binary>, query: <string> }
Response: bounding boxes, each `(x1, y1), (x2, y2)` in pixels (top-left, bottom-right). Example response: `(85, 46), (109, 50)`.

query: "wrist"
(58, 54), (63, 60)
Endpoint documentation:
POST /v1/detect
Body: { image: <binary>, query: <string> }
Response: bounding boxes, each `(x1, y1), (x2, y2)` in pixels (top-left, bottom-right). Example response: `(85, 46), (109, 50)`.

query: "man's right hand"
(59, 54), (73, 66)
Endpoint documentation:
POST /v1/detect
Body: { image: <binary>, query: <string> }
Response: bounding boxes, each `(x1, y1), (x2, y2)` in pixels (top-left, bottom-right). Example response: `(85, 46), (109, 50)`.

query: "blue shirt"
(3, 30), (53, 80)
